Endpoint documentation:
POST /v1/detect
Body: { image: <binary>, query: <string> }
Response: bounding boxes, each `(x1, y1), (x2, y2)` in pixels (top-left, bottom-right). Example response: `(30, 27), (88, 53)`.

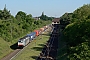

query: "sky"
(0, 0), (90, 17)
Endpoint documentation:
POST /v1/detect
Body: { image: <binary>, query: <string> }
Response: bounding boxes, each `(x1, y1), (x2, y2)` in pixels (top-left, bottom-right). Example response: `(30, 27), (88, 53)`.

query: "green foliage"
(60, 13), (73, 30)
(64, 20), (90, 45)
(15, 11), (27, 21)
(72, 4), (90, 22)
(62, 4), (90, 59)
(69, 42), (90, 60)
(39, 12), (53, 21)
(0, 6), (11, 20)
(0, 7), (51, 42)
(63, 20), (90, 59)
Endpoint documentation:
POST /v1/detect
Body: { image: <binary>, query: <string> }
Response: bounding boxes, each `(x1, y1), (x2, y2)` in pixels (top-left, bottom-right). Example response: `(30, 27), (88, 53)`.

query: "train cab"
(18, 39), (25, 47)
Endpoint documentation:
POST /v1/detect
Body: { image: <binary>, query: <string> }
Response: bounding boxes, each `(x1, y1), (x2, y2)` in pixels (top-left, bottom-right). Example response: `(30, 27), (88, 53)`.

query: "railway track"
(1, 43), (31, 60)
(37, 24), (60, 60)
(1, 49), (21, 60)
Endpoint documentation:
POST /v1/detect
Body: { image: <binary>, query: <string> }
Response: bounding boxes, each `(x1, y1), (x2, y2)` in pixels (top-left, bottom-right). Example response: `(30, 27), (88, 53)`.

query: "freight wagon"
(27, 32), (36, 41)
(34, 30), (40, 36)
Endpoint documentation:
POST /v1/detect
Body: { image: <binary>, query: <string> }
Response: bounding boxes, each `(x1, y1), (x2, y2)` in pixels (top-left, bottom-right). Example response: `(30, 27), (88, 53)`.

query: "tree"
(0, 4), (11, 20)
(60, 13), (73, 27)
(39, 12), (53, 20)
(62, 4), (90, 59)
(15, 11), (26, 21)
(72, 4), (90, 21)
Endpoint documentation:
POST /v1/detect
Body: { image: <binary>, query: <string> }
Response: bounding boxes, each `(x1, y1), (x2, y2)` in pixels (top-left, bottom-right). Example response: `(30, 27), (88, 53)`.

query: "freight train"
(18, 25), (49, 48)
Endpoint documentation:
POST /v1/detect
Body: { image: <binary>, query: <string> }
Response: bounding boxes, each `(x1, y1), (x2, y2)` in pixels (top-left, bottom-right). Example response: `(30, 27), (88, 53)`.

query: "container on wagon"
(34, 30), (39, 36)
(44, 26), (48, 29)
(45, 26), (48, 28)
(43, 26), (46, 29)
(27, 32), (36, 40)
(40, 28), (44, 32)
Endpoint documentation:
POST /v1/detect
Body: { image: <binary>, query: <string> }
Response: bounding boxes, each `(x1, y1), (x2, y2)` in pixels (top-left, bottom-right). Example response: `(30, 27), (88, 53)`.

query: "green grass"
(12, 28), (51, 60)
(0, 37), (13, 59)
(57, 29), (67, 60)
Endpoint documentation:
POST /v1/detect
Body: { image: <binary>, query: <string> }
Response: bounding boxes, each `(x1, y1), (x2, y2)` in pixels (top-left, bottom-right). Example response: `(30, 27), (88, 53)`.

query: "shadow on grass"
(31, 44), (47, 60)
(10, 42), (18, 50)
(31, 46), (43, 51)
(31, 43), (46, 51)
(38, 44), (45, 47)
(31, 56), (38, 60)
(41, 33), (50, 36)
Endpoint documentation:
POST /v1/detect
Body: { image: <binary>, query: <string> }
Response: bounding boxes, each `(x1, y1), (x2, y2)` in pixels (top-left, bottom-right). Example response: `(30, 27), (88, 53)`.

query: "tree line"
(0, 6), (51, 42)
(39, 12), (54, 21)
(60, 4), (90, 60)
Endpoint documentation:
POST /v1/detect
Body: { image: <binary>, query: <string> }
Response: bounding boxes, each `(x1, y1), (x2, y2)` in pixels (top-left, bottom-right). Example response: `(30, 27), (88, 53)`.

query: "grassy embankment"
(57, 29), (67, 60)
(0, 37), (12, 59)
(12, 27), (52, 60)
(0, 35), (28, 60)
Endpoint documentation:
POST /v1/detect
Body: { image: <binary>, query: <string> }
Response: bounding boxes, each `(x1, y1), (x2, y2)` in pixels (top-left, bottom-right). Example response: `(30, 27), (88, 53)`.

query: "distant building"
(33, 17), (40, 20)
(52, 18), (60, 25)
